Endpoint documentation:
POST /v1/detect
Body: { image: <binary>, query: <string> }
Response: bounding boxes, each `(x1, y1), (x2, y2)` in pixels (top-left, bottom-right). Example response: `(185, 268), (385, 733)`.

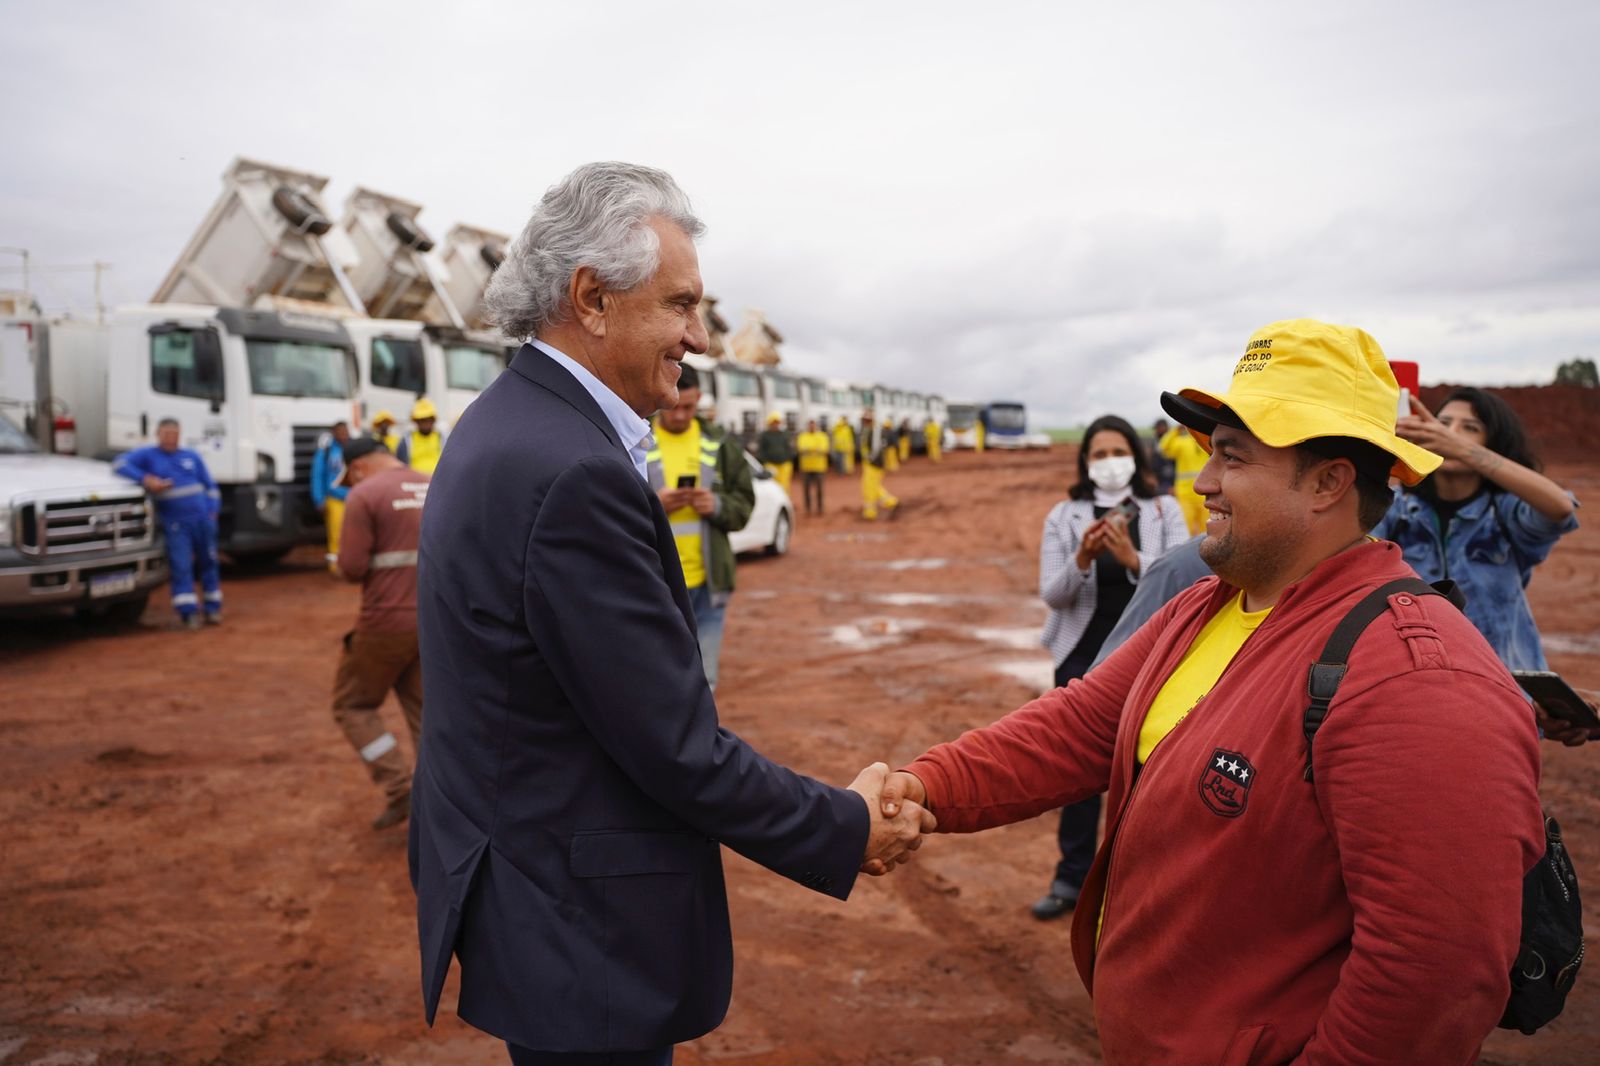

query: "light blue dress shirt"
(531, 340), (653, 483)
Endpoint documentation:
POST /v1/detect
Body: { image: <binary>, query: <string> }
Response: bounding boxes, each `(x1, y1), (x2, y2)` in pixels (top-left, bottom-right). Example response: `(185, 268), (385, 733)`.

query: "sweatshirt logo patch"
(1198, 748), (1255, 818)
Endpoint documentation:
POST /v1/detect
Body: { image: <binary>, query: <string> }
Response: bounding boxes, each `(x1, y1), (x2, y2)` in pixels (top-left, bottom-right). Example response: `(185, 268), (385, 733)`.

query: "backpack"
(1302, 577), (1584, 1035)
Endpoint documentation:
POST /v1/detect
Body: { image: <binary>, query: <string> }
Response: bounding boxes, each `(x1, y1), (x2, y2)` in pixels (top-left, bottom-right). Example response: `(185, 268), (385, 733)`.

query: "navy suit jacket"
(409, 345), (870, 1052)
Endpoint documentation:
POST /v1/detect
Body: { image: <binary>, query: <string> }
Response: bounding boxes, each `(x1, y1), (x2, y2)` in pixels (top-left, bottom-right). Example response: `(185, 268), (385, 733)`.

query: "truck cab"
(430, 326), (515, 428)
(51, 305), (360, 559)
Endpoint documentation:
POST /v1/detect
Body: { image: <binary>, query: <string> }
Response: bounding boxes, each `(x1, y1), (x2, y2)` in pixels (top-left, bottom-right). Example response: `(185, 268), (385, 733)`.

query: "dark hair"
(1293, 437), (1394, 530)
(1412, 387), (1539, 507)
(157, 417), (179, 430)
(677, 362), (700, 391)
(1070, 414), (1157, 501)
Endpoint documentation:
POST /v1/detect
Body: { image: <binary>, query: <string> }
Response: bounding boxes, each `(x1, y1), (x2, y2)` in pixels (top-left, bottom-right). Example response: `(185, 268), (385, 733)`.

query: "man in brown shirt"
(333, 437), (430, 829)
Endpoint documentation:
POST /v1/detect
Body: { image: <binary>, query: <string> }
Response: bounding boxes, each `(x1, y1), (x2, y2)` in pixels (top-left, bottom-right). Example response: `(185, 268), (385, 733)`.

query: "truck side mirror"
(193, 329), (224, 412)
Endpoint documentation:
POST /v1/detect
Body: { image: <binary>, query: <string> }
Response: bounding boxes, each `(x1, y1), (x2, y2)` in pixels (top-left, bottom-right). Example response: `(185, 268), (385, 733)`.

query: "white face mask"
(1087, 455), (1136, 493)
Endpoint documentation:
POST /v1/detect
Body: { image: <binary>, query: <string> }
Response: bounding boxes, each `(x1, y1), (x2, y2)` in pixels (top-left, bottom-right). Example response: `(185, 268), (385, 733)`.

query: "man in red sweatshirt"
(878, 319), (1544, 1064)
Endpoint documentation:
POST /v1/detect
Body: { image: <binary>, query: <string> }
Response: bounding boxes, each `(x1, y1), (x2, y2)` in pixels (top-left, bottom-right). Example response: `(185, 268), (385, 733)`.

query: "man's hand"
(1537, 689), (1600, 747)
(656, 487), (692, 512)
(141, 474), (173, 494)
(687, 488), (716, 516)
(848, 763), (937, 876)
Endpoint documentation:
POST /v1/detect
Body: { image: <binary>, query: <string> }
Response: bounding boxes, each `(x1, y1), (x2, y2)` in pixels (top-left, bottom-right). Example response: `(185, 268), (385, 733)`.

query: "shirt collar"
(531, 338), (653, 455)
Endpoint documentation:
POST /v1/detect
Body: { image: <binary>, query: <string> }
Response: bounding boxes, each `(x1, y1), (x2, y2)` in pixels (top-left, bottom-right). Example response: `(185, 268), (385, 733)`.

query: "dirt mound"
(1420, 382), (1600, 466)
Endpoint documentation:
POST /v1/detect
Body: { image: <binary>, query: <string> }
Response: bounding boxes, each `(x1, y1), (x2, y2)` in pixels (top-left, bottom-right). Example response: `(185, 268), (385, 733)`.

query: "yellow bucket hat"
(1160, 318), (1442, 486)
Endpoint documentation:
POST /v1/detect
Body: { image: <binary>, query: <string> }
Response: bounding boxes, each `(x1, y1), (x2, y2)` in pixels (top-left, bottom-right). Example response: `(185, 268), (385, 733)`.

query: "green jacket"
(646, 418), (755, 598)
(755, 427), (795, 465)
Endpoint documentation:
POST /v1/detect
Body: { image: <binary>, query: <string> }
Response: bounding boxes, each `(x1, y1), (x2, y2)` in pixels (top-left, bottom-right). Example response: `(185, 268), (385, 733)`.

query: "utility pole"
(93, 260), (110, 323)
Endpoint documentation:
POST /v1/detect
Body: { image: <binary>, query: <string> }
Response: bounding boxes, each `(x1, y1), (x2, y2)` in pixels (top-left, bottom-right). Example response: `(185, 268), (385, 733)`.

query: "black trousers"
(1052, 656), (1101, 890)
(803, 470), (825, 513)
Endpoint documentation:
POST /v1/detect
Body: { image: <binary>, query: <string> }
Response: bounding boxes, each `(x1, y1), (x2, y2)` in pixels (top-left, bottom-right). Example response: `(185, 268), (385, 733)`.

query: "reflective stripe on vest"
(370, 550), (419, 569)
(156, 483), (207, 501)
(645, 435), (721, 588)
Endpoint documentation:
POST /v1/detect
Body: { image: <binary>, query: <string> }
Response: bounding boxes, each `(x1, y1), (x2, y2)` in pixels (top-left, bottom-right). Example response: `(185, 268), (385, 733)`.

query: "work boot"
(204, 612), (223, 626)
(181, 613), (203, 630)
(1031, 881), (1081, 921)
(372, 793), (410, 831)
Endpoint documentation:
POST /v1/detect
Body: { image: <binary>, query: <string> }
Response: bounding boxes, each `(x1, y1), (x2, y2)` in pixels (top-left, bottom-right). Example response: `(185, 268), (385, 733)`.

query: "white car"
(728, 452), (794, 557)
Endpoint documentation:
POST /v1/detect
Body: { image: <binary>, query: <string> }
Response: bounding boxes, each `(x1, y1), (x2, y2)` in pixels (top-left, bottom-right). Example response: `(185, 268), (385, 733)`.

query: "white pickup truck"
(0, 413), (166, 620)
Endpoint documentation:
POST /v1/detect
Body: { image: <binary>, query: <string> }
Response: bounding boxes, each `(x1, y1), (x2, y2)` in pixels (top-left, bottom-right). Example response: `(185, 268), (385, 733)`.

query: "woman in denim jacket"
(1371, 387), (1578, 671)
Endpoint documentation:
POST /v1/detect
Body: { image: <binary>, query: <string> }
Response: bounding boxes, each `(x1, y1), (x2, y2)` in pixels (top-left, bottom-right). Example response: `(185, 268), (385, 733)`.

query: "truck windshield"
(0, 414), (39, 454)
(947, 405), (978, 430)
(769, 377), (800, 401)
(245, 339), (356, 399)
(986, 404), (1027, 431)
(444, 345), (506, 391)
(723, 370), (759, 398)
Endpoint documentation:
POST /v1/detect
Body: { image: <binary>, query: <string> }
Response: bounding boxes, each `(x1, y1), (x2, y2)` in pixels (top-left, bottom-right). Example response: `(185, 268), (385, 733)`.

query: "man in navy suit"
(410, 162), (934, 1066)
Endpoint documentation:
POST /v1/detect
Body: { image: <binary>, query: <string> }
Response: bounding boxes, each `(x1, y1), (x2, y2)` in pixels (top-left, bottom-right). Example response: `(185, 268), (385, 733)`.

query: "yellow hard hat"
(1160, 318), (1441, 486)
(766, 412), (782, 425)
(411, 397), (438, 420)
(372, 409), (397, 427)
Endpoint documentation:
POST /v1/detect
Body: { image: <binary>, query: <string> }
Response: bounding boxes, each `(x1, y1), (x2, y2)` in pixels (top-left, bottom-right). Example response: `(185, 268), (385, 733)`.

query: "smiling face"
(1193, 425), (1314, 595)
(657, 386), (700, 434)
(1435, 399), (1487, 473)
(596, 218), (709, 416)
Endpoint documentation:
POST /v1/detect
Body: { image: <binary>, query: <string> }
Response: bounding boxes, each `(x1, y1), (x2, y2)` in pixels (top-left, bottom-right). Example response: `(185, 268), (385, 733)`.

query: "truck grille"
(16, 493), (152, 557)
(293, 424), (334, 485)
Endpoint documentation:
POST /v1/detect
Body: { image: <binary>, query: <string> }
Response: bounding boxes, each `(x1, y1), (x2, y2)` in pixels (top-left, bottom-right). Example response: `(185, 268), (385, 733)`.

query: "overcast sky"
(4, 0), (1597, 426)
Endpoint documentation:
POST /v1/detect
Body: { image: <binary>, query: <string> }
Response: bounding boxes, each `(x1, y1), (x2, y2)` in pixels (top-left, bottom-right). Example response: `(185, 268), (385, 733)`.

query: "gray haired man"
(409, 163), (933, 1066)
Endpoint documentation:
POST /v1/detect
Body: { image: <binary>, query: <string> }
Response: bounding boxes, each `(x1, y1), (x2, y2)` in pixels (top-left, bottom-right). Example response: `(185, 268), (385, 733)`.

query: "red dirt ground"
(2, 448), (1597, 1065)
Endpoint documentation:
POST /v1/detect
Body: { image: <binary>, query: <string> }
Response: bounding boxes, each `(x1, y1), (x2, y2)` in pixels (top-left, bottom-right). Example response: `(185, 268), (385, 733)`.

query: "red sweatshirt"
(907, 541), (1542, 1065)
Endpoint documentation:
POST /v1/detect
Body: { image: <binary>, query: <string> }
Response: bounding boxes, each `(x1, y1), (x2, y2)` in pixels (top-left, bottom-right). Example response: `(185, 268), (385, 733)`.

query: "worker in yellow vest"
(924, 419), (942, 462)
(975, 418), (986, 452)
(898, 418), (913, 463)
(371, 411), (400, 453)
(1158, 423), (1210, 534)
(396, 398), (446, 476)
(858, 411), (899, 520)
(831, 417), (855, 475)
(795, 419), (831, 516)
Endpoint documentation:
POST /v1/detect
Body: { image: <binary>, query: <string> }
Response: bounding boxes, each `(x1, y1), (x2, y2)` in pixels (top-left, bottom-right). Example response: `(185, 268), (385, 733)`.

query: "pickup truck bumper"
(0, 544), (168, 614)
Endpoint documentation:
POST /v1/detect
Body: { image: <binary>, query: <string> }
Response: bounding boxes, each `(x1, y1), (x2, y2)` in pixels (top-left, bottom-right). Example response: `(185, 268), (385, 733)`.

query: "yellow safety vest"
(404, 430), (444, 475)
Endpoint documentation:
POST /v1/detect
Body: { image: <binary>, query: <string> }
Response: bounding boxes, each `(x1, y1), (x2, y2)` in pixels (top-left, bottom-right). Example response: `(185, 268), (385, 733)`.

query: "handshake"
(847, 763), (934, 876)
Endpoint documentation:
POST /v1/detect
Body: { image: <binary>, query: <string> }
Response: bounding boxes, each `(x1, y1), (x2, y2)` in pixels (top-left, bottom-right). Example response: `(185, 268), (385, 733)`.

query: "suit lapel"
(511, 343), (623, 450)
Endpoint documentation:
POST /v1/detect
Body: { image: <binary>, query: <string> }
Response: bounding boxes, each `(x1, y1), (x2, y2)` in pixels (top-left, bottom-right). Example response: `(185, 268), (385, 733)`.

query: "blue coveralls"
(115, 445), (223, 619)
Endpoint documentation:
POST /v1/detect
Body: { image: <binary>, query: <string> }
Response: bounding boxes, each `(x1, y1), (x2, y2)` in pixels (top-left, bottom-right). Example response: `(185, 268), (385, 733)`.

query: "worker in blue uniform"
(115, 417), (223, 629)
(310, 421), (351, 573)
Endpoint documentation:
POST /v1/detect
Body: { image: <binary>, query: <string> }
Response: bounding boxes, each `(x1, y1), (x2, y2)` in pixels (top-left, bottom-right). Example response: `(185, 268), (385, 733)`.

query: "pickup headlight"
(0, 503), (11, 548)
(256, 452), (277, 482)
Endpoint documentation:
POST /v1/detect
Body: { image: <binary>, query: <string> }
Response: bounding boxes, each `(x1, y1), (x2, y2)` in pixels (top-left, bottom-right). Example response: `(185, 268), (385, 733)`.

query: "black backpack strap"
(1302, 577), (1462, 781)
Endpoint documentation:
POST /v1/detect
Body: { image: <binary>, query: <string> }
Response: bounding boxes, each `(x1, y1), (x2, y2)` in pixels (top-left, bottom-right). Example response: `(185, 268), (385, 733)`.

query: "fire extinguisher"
(52, 414), (77, 455)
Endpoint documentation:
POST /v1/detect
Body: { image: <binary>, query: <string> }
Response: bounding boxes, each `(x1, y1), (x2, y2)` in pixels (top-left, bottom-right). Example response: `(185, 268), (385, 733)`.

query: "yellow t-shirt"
(1136, 592), (1272, 763)
(796, 430), (831, 473)
(656, 421), (705, 589)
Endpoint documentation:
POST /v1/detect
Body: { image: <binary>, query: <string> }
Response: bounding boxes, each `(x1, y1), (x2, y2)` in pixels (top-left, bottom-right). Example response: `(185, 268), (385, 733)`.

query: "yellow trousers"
(764, 461), (794, 492)
(898, 436), (911, 462)
(324, 497), (345, 572)
(1173, 476), (1207, 534)
(861, 462), (898, 519)
(927, 439), (941, 462)
(883, 446), (899, 472)
(838, 449), (854, 474)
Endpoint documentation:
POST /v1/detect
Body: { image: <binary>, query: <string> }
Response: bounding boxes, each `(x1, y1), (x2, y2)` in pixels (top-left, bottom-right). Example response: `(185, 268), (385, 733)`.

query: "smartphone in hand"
(1513, 670), (1600, 730)
(676, 474), (698, 489)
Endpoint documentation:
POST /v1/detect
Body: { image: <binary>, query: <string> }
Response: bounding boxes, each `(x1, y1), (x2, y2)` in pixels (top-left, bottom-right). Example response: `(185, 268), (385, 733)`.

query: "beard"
(1199, 519), (1294, 593)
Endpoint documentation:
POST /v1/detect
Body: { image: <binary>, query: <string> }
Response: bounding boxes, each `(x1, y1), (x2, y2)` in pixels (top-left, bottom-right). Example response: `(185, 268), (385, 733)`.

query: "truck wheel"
(385, 211), (435, 252)
(271, 187), (332, 236)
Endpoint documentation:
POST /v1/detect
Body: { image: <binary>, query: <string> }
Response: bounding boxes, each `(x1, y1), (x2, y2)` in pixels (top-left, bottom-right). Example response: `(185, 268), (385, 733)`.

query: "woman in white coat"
(1032, 414), (1190, 920)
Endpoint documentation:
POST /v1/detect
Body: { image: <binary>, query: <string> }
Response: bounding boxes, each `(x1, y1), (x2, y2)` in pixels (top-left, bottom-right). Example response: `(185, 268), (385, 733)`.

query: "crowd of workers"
(103, 159), (1600, 1066)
